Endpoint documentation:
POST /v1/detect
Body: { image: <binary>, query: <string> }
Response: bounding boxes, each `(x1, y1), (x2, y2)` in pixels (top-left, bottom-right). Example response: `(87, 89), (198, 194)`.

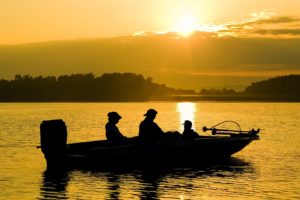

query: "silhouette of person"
(182, 120), (199, 139)
(139, 109), (165, 142)
(105, 112), (127, 143)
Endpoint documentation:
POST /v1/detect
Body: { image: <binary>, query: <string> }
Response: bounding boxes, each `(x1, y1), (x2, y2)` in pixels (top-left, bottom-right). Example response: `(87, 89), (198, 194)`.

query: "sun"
(174, 15), (197, 37)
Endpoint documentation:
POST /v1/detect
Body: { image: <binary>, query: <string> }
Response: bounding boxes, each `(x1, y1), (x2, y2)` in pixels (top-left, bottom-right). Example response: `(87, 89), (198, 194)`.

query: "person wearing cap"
(105, 112), (127, 143)
(182, 120), (199, 139)
(138, 109), (165, 142)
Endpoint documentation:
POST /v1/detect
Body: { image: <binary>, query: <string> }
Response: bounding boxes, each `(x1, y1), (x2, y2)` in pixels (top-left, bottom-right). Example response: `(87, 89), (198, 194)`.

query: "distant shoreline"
(169, 95), (300, 102)
(1, 96), (300, 103)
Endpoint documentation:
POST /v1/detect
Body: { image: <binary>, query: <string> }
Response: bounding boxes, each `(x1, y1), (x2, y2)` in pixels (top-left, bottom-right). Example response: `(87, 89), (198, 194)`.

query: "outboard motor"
(40, 119), (67, 169)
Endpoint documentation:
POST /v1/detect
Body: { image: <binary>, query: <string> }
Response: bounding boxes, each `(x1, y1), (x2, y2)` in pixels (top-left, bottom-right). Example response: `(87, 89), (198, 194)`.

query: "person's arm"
(156, 123), (165, 134)
(115, 126), (126, 139)
(193, 130), (200, 137)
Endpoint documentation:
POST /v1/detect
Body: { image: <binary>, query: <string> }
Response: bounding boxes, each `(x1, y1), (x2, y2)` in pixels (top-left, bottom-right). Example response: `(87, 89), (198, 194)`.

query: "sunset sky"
(1, 0), (300, 90)
(1, 0), (300, 44)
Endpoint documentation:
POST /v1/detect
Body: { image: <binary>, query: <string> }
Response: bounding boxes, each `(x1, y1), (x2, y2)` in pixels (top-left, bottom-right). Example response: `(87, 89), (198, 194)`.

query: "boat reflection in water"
(39, 170), (70, 200)
(39, 158), (255, 200)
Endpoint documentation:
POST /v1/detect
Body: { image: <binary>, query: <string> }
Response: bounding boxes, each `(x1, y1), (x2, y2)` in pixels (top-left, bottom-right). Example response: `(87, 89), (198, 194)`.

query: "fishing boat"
(39, 119), (259, 169)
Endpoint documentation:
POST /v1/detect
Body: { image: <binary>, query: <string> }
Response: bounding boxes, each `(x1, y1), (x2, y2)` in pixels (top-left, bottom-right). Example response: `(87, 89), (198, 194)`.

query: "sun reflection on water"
(176, 102), (196, 131)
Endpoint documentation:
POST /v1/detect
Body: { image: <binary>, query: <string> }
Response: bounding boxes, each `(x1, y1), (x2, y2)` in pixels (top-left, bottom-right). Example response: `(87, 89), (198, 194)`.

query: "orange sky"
(1, 0), (300, 90)
(1, 0), (300, 44)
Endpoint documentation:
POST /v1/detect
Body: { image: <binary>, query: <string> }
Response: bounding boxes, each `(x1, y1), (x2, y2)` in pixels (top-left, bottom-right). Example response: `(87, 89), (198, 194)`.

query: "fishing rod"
(202, 120), (260, 136)
(202, 126), (260, 135)
(203, 126), (260, 136)
(203, 126), (250, 133)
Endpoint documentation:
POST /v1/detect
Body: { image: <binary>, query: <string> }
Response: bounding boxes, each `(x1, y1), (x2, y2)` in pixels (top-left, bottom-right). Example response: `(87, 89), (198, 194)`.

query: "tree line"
(243, 75), (300, 101)
(0, 73), (195, 102)
(199, 75), (300, 101)
(0, 73), (299, 102)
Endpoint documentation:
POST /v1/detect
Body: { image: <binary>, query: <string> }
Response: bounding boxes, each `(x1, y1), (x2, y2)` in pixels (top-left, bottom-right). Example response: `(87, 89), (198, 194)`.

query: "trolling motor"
(202, 120), (260, 138)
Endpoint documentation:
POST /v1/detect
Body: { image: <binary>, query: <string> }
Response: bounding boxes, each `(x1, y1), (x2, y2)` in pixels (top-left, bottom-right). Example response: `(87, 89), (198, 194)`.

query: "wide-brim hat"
(108, 112), (122, 119)
(144, 109), (158, 116)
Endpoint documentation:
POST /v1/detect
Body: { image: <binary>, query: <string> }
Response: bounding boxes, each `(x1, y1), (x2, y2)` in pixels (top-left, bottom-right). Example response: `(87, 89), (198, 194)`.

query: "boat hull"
(54, 136), (257, 169)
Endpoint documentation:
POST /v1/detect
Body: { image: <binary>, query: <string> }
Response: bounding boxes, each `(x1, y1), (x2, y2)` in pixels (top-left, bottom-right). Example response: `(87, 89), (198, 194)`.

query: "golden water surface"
(0, 102), (299, 199)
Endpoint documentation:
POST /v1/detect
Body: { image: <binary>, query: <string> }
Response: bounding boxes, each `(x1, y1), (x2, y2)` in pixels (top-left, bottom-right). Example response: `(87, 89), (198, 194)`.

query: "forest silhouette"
(0, 73), (299, 102)
(0, 73), (194, 102)
(198, 75), (300, 102)
(243, 75), (300, 101)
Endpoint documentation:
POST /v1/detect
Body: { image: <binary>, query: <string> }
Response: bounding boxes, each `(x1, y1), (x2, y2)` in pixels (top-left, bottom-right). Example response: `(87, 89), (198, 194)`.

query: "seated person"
(139, 109), (165, 142)
(105, 112), (127, 143)
(182, 120), (199, 139)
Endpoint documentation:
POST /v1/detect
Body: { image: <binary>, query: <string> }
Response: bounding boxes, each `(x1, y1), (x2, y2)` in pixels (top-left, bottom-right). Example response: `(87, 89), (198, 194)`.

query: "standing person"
(105, 112), (127, 143)
(182, 120), (199, 139)
(139, 109), (165, 142)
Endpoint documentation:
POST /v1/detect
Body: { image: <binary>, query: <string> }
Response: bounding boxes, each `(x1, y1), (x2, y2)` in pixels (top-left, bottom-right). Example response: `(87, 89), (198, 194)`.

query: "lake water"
(0, 102), (299, 199)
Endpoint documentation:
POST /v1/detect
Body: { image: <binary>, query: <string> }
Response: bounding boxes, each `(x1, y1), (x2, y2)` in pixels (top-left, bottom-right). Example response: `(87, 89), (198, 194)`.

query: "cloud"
(220, 15), (300, 38)
(131, 15), (300, 39)
(254, 28), (300, 35)
(246, 16), (300, 25)
(250, 11), (276, 20)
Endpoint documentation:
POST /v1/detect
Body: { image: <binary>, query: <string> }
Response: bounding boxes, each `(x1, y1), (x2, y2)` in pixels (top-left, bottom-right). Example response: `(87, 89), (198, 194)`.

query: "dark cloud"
(254, 28), (300, 35)
(247, 16), (300, 25)
(221, 16), (300, 38)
